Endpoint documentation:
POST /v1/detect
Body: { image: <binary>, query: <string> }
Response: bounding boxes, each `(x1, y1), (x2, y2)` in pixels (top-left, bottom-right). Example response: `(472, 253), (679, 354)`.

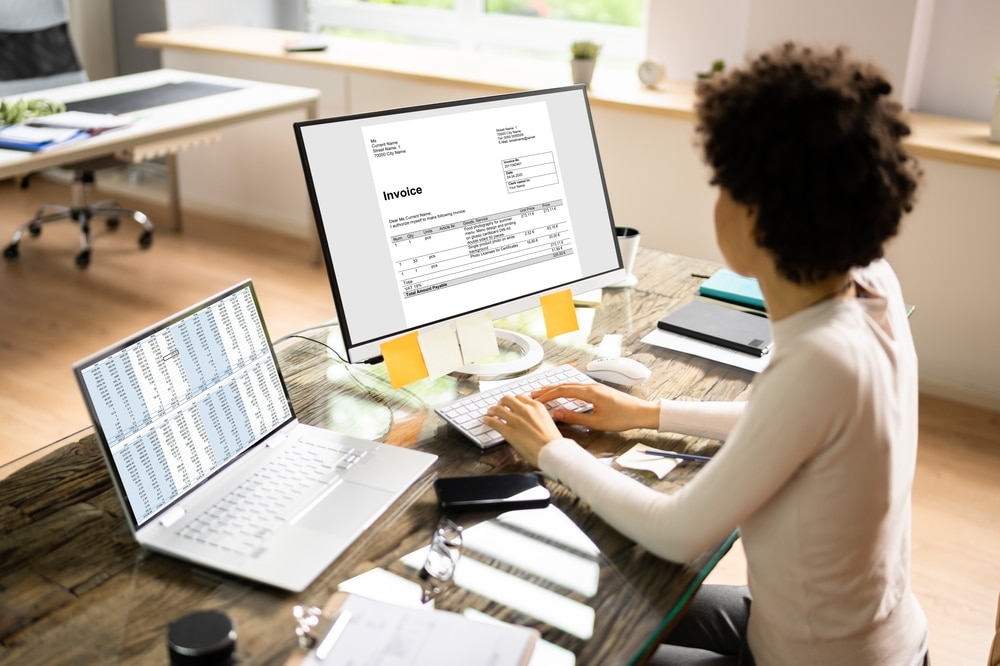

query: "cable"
(277, 333), (431, 438)
(272, 318), (340, 346)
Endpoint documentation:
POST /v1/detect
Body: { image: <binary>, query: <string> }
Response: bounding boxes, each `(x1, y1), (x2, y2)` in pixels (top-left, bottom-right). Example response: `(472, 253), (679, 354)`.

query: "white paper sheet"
(641, 328), (770, 373)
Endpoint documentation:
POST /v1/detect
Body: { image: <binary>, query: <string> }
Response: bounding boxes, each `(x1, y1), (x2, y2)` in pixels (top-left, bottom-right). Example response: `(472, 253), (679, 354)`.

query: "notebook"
(657, 299), (773, 357)
(73, 280), (437, 592)
(697, 268), (766, 311)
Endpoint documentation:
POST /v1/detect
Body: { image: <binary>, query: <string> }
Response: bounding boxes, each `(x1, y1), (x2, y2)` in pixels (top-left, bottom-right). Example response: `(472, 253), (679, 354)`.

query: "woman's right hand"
(533, 382), (660, 433)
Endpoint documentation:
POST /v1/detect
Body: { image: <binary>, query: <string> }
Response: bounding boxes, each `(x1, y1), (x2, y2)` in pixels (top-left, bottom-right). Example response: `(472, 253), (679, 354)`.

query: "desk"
(0, 68), (319, 232)
(0, 249), (753, 665)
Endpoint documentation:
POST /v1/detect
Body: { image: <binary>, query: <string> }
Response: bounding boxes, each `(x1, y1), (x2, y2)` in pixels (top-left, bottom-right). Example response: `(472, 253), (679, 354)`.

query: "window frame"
(306, 0), (645, 62)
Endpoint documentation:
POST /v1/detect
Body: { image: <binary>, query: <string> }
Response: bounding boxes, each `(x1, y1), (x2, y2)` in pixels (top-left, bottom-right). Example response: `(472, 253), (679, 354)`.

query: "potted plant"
(570, 40), (601, 88)
(696, 59), (726, 80)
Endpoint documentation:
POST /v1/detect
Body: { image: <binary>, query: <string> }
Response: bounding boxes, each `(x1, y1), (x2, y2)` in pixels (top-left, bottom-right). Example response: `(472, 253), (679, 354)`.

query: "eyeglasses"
(420, 517), (463, 603)
(292, 604), (328, 650)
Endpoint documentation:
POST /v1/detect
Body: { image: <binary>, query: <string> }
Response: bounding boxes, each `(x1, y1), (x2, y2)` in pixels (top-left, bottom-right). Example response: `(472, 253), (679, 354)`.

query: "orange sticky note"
(381, 332), (429, 389)
(539, 289), (579, 338)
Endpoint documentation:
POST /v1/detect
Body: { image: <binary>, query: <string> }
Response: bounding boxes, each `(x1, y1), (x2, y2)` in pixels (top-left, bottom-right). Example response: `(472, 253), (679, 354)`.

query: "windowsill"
(136, 25), (1000, 170)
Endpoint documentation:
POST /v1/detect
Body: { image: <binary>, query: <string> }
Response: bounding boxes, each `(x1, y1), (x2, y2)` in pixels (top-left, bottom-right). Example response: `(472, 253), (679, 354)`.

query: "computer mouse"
(585, 357), (651, 386)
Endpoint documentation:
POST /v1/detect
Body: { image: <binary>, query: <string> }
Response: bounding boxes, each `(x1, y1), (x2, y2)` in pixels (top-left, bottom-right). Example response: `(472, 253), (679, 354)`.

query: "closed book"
(698, 269), (766, 311)
(657, 300), (772, 357)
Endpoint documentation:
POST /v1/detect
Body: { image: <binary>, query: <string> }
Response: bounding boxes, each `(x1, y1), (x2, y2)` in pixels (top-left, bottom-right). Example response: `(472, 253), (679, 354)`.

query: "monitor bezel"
(295, 84), (625, 365)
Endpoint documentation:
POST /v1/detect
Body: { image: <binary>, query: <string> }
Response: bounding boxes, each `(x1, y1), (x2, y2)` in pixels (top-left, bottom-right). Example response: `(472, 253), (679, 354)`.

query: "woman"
(483, 42), (929, 665)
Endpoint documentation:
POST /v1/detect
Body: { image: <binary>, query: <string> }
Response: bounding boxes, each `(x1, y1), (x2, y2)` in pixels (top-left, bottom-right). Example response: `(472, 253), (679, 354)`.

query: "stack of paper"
(27, 110), (134, 133)
(0, 124), (87, 151)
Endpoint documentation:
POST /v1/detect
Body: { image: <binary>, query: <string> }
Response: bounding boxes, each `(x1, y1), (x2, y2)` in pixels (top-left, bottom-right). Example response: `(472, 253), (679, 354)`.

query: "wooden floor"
(2, 176), (998, 665)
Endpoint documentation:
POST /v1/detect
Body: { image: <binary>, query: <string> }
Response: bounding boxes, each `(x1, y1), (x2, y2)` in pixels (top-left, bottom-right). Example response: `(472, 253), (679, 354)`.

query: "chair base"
(4, 169), (154, 269)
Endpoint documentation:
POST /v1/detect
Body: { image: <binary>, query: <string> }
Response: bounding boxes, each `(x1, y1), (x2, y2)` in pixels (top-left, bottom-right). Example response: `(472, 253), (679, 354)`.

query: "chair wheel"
(28, 223), (41, 237)
(75, 249), (91, 269)
(138, 230), (153, 249)
(4, 244), (18, 260)
(106, 218), (120, 231)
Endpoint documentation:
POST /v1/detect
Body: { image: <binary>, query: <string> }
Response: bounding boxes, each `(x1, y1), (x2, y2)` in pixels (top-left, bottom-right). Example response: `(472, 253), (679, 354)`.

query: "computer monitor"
(294, 85), (625, 374)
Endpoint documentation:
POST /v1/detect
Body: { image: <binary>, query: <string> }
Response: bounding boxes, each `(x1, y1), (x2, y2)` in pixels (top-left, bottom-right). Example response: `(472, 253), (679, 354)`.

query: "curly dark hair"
(694, 42), (921, 284)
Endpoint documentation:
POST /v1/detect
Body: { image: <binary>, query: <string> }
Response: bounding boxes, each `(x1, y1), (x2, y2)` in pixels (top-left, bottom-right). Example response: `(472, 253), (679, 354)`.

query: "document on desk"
(27, 111), (135, 134)
(300, 592), (537, 666)
(641, 328), (770, 373)
(0, 124), (88, 151)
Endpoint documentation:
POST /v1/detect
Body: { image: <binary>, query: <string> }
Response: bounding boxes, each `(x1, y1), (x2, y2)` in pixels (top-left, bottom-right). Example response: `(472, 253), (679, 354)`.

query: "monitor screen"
(294, 85), (624, 365)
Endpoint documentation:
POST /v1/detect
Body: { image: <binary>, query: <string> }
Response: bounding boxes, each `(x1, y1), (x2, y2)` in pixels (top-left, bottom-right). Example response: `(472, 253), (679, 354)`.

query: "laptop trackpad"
(295, 482), (394, 537)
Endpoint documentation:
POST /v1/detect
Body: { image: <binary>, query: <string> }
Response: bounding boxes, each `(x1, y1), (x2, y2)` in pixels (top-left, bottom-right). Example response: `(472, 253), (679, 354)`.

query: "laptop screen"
(74, 280), (294, 527)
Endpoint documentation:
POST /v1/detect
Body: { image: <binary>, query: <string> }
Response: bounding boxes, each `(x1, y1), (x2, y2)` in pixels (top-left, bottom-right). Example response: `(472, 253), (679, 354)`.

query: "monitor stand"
(455, 329), (544, 378)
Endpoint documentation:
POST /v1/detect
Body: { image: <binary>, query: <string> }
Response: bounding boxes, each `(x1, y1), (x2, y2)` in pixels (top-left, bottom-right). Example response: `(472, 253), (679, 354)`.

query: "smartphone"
(434, 473), (550, 512)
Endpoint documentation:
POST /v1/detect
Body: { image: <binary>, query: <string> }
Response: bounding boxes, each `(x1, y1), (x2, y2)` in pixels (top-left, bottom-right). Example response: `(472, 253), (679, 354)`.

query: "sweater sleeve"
(539, 326), (858, 563)
(659, 399), (745, 441)
(531, 400), (745, 562)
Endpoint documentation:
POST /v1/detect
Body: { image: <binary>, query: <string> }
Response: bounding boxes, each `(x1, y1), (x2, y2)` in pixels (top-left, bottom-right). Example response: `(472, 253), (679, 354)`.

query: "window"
(307, 0), (646, 62)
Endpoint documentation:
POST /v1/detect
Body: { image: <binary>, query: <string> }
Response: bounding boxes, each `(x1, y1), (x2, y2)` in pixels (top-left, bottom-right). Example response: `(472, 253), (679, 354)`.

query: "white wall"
(916, 0), (1000, 121)
(644, 0), (751, 82)
(67, 0), (116, 81)
(742, 0), (934, 109)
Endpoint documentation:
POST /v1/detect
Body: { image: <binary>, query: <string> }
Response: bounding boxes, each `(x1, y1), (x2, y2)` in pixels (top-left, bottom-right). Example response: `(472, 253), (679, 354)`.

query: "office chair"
(0, 0), (153, 269)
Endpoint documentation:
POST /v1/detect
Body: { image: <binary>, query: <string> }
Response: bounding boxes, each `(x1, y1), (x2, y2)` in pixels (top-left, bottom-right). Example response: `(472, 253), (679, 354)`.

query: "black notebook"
(657, 300), (773, 357)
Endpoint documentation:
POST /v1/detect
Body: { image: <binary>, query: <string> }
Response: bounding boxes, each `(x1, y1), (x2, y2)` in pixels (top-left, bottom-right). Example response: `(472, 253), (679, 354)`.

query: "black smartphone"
(434, 473), (550, 512)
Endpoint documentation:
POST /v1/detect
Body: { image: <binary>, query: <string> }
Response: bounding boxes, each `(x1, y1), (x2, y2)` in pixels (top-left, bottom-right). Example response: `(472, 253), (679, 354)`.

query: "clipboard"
(286, 591), (538, 666)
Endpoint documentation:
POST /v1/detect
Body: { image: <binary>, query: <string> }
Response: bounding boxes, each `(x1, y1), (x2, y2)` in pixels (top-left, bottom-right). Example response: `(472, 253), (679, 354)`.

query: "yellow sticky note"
(381, 332), (429, 389)
(539, 289), (579, 339)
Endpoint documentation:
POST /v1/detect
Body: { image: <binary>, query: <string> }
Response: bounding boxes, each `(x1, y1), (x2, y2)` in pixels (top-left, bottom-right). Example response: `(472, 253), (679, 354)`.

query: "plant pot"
(991, 91), (1000, 143)
(571, 58), (596, 87)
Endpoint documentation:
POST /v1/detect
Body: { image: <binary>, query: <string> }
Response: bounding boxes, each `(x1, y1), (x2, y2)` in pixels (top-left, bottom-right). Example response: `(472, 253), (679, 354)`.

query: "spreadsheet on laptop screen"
(76, 283), (293, 525)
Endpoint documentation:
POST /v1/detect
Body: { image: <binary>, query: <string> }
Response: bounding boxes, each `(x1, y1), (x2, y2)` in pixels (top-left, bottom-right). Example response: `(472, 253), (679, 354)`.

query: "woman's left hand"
(483, 393), (563, 467)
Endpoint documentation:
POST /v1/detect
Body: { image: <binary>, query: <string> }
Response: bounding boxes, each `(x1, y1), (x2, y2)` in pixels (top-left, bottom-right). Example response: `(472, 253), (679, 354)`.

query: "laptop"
(73, 279), (437, 592)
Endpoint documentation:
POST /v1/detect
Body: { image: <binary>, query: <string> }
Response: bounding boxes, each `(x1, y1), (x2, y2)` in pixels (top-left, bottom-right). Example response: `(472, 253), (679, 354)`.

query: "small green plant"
(571, 40), (601, 60)
(0, 98), (66, 125)
(696, 59), (726, 79)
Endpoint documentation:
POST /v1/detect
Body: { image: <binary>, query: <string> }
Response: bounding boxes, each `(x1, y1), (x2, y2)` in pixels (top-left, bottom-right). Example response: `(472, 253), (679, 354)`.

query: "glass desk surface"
(0, 250), (752, 665)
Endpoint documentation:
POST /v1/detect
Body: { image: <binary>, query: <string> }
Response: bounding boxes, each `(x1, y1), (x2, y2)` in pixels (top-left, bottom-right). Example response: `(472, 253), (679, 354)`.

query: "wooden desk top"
(0, 249), (752, 665)
(137, 26), (1000, 170)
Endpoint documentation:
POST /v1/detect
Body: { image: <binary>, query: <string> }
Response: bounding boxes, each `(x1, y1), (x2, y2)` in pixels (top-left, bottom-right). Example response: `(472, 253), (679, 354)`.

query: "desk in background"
(0, 249), (753, 665)
(0, 68), (319, 233)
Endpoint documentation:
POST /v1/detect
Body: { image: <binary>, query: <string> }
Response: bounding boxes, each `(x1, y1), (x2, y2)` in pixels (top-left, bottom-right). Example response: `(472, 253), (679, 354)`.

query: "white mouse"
(585, 357), (651, 386)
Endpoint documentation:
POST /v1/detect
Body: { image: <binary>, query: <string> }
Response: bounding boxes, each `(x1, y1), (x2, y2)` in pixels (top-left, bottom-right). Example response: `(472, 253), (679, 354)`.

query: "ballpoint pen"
(642, 449), (713, 463)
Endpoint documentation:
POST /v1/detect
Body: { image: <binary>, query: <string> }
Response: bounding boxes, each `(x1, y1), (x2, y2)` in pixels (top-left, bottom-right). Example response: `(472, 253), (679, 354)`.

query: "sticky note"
(616, 442), (680, 480)
(418, 325), (464, 378)
(381, 332), (429, 389)
(456, 311), (499, 363)
(540, 289), (579, 338)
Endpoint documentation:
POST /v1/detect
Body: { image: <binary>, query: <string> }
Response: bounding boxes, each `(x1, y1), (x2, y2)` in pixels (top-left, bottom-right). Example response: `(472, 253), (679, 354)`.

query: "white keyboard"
(177, 435), (366, 556)
(436, 364), (595, 448)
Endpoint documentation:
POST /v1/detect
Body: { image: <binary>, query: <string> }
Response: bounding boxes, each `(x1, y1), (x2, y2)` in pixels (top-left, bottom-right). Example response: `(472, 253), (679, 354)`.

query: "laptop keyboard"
(435, 364), (595, 448)
(177, 434), (368, 557)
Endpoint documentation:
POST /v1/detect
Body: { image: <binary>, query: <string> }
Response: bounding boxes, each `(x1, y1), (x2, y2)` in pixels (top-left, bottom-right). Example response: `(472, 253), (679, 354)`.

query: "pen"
(642, 449), (713, 463)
